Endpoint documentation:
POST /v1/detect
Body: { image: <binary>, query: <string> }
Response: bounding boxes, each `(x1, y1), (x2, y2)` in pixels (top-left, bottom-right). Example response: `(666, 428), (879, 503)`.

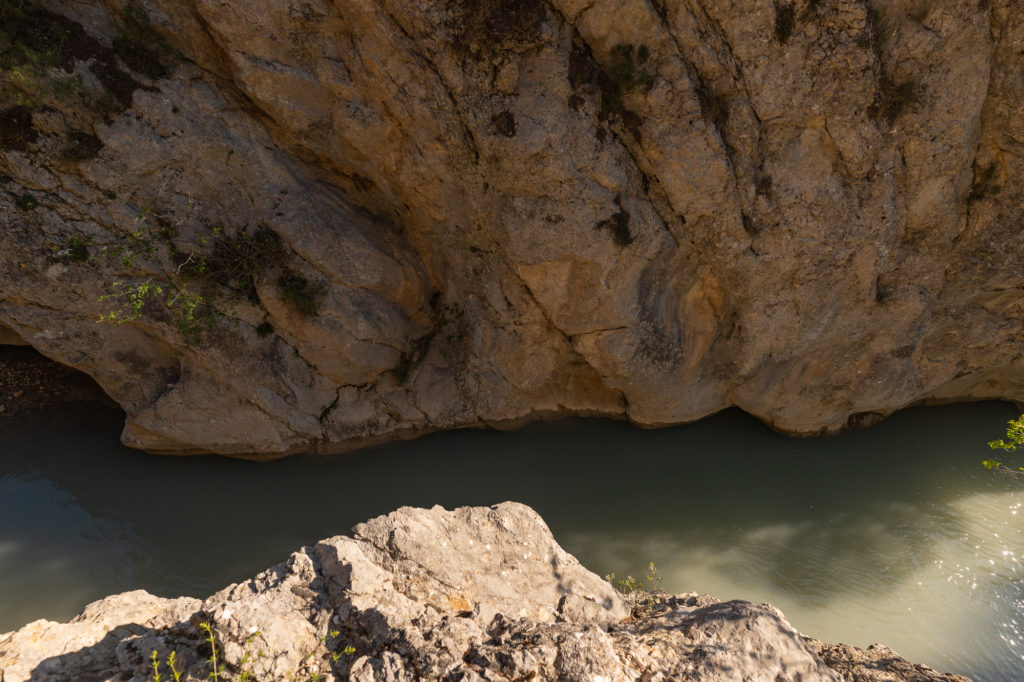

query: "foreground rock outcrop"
(2, 0), (1024, 455)
(0, 503), (969, 681)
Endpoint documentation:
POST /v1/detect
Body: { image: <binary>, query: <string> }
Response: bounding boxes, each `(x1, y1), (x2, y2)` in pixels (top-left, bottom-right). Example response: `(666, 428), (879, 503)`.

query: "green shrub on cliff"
(92, 204), (322, 345)
(985, 415), (1024, 479)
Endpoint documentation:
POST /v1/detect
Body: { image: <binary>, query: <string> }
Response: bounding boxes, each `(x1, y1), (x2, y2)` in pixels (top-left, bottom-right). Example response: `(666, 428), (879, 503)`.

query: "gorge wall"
(1, 0), (1023, 455)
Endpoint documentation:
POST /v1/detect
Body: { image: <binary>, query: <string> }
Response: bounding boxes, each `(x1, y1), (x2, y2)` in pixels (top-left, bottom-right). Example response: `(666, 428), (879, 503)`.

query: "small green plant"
(985, 415), (1024, 479)
(145, 648), (183, 681)
(111, 213), (157, 267)
(199, 622), (220, 682)
(99, 280), (163, 324)
(606, 561), (669, 615)
(167, 651), (183, 682)
(92, 205), (303, 345)
(150, 650), (163, 682)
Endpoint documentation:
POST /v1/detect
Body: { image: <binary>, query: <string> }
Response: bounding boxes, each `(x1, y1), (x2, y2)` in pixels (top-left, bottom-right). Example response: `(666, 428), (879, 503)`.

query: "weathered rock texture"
(2, 0), (1023, 455)
(0, 503), (970, 681)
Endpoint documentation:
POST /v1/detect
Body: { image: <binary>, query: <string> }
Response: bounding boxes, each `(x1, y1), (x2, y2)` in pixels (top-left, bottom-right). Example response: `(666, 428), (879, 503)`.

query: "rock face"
(2, 0), (1024, 455)
(0, 503), (970, 681)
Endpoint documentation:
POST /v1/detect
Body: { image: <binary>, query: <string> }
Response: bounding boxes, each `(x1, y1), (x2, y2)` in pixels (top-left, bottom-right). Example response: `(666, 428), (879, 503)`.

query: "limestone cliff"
(1, 0), (1022, 455)
(0, 503), (970, 681)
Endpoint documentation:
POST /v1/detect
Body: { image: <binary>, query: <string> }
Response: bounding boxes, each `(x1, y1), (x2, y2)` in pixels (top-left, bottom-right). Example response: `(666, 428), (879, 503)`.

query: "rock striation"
(2, 1), (1024, 455)
(0, 503), (970, 681)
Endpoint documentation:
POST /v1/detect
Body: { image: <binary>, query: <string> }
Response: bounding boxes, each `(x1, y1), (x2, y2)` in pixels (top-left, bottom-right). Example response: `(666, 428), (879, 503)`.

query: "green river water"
(1, 400), (1022, 680)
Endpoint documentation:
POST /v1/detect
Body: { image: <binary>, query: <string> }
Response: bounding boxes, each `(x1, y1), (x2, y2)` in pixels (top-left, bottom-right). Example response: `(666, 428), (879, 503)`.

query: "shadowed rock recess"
(2, 0), (1024, 456)
(0, 503), (970, 681)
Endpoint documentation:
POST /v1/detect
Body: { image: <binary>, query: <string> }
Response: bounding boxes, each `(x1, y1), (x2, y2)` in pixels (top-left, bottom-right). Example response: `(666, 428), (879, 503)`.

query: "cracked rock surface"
(2, 0), (1024, 455)
(0, 502), (971, 681)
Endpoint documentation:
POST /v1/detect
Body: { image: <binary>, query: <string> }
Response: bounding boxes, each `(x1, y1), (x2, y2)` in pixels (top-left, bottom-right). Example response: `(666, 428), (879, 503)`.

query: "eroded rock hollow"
(2, 0), (1023, 455)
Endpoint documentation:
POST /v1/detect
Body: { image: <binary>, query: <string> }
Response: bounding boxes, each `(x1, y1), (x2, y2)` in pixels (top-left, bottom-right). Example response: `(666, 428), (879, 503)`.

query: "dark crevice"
(0, 344), (119, 418)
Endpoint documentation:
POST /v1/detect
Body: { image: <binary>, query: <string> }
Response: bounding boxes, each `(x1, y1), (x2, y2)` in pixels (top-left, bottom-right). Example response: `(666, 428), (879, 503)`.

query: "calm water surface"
(1, 401), (1023, 681)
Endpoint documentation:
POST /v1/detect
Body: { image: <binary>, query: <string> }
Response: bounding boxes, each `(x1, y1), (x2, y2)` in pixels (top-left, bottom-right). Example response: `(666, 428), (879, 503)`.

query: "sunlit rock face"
(0, 503), (970, 681)
(2, 0), (1023, 455)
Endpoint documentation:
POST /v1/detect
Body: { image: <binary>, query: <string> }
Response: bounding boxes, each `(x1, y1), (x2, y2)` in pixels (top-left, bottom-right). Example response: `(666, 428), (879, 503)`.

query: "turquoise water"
(1, 401), (1022, 680)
